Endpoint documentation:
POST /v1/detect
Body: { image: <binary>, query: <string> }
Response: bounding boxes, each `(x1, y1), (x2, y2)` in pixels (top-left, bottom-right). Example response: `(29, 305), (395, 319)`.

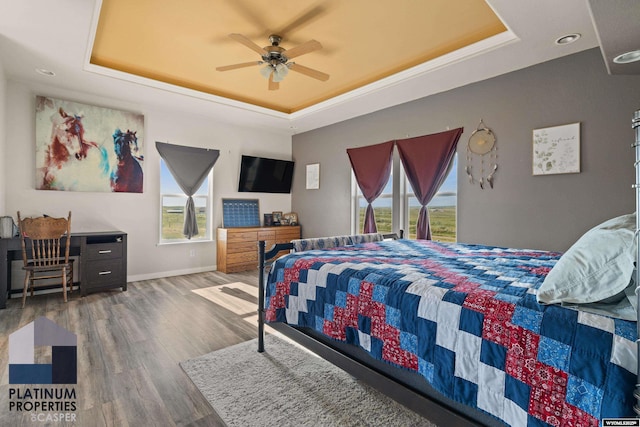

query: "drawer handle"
(98, 250), (112, 254)
(98, 271), (112, 275)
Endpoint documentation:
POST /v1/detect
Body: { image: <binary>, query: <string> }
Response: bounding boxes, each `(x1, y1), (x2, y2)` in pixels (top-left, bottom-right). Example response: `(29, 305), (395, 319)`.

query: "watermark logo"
(9, 316), (77, 384)
(7, 317), (78, 422)
(602, 420), (640, 426)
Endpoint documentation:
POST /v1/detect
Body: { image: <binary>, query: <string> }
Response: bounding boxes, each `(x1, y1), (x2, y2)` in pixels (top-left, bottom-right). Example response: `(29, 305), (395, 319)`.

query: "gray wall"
(291, 48), (640, 252)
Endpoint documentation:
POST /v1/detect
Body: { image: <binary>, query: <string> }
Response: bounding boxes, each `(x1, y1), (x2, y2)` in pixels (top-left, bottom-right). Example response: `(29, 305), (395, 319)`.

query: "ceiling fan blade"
(268, 73), (279, 91)
(228, 33), (267, 55)
(274, 5), (326, 36)
(284, 40), (323, 59)
(216, 61), (262, 71)
(288, 63), (330, 81)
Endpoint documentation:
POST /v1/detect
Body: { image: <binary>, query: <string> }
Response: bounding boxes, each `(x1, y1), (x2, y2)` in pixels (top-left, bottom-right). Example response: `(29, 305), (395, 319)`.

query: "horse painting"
(35, 96), (144, 192)
(39, 107), (109, 190)
(110, 129), (143, 193)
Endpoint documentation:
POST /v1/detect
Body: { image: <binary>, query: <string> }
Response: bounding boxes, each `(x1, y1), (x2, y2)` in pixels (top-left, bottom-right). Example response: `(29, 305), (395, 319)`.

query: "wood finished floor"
(0, 270), (260, 427)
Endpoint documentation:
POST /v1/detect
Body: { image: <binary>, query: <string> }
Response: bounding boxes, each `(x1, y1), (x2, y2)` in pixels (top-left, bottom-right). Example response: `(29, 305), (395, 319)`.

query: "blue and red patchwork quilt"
(265, 239), (637, 426)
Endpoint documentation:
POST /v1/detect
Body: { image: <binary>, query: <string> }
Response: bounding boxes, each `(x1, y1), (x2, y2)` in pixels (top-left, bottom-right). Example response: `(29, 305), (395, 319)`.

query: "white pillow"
(537, 213), (636, 305)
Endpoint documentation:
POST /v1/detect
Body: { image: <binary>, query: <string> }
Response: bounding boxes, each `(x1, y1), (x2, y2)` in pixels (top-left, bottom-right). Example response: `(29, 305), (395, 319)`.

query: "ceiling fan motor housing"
(268, 35), (281, 46)
(263, 35), (288, 66)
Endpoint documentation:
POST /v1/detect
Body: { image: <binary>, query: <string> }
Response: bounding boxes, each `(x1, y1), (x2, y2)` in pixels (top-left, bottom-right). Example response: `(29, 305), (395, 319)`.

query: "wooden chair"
(17, 211), (74, 308)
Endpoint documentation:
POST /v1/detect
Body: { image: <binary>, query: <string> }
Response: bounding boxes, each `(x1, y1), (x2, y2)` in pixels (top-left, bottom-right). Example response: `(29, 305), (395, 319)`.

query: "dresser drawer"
(84, 242), (123, 261)
(224, 263), (258, 273)
(228, 231), (258, 242)
(276, 227), (301, 242)
(258, 231), (275, 241)
(83, 259), (124, 288)
(227, 251), (258, 265)
(227, 241), (258, 254)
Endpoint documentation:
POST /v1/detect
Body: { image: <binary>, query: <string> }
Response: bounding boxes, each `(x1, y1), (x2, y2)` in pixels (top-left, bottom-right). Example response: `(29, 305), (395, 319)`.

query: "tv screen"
(238, 155), (294, 193)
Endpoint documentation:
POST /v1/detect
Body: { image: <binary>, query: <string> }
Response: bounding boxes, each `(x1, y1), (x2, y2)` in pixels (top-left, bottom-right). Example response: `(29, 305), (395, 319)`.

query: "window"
(160, 159), (212, 243)
(354, 172), (393, 235)
(406, 156), (457, 241)
(351, 155), (457, 241)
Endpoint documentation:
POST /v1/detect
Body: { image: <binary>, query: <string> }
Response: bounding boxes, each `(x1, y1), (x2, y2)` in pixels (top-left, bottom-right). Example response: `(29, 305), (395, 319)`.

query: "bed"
(258, 110), (640, 427)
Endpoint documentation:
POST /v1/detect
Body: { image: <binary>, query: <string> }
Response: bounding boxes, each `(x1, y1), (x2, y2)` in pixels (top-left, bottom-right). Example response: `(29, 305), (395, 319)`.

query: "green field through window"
(358, 205), (456, 242)
(162, 205), (208, 240)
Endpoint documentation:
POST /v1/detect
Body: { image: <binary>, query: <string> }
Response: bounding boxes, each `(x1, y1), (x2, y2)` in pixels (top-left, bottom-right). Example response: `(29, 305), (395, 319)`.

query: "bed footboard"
(258, 240), (293, 353)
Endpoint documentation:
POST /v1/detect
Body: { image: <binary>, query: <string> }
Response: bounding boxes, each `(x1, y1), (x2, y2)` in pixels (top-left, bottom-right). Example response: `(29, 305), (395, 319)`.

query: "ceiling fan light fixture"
(273, 63), (289, 82)
(259, 64), (273, 79)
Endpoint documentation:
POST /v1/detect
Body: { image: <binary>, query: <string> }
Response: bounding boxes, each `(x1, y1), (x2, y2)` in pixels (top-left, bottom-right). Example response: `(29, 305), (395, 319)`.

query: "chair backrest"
(17, 211), (72, 266)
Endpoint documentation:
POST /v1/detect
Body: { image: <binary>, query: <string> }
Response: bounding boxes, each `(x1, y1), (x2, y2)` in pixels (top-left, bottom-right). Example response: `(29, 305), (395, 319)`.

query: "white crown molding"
(289, 31), (519, 121)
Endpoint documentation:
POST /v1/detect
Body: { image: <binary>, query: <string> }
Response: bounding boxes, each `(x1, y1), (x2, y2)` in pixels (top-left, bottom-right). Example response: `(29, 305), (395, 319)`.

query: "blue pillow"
(537, 213), (636, 304)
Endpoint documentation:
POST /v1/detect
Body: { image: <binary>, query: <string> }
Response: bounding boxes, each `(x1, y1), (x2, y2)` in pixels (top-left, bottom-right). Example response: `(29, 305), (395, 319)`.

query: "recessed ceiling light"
(613, 49), (640, 64)
(35, 68), (55, 76)
(555, 33), (581, 45)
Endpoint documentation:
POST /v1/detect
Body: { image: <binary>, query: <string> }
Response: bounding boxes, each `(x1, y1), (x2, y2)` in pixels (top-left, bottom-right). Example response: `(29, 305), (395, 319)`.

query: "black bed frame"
(257, 235), (499, 427)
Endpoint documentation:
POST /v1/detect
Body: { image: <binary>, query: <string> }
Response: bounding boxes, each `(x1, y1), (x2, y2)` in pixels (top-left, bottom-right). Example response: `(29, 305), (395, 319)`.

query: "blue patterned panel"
(222, 198), (260, 227)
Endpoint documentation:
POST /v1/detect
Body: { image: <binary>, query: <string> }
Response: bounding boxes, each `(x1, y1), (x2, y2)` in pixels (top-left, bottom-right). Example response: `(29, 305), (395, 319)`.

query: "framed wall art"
(306, 163), (320, 189)
(532, 122), (580, 176)
(35, 95), (145, 192)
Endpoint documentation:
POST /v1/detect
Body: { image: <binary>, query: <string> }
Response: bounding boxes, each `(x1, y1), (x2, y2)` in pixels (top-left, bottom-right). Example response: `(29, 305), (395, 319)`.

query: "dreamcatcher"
(465, 119), (497, 189)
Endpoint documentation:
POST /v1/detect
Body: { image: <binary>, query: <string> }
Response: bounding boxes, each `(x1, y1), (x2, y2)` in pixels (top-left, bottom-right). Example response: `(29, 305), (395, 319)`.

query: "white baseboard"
(127, 265), (218, 282)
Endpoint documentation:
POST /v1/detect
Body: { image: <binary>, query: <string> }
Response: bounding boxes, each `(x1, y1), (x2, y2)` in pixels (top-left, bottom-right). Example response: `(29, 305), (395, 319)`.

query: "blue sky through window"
(161, 160), (208, 206)
(359, 157), (457, 207)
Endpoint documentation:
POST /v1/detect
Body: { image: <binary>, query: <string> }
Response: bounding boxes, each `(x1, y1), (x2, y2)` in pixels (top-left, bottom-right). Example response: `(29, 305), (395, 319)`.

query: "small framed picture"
(263, 213), (273, 226)
(283, 212), (298, 226)
(272, 211), (283, 225)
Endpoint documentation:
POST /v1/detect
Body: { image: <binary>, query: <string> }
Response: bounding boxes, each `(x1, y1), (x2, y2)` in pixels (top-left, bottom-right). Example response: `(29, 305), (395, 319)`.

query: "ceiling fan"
(216, 33), (330, 90)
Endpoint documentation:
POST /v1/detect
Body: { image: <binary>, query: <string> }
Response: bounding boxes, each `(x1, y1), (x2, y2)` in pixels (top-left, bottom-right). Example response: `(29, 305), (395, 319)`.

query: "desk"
(0, 231), (127, 309)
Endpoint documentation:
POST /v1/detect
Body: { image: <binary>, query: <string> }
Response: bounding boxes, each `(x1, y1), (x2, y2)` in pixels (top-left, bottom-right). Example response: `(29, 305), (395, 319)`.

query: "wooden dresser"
(216, 226), (300, 273)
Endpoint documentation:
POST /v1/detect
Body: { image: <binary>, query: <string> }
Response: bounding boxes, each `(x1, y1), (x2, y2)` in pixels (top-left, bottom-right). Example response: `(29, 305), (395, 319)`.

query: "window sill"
(157, 238), (213, 246)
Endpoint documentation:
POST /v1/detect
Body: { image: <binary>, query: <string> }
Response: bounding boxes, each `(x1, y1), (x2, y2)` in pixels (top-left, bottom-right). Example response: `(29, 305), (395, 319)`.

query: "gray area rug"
(180, 334), (436, 427)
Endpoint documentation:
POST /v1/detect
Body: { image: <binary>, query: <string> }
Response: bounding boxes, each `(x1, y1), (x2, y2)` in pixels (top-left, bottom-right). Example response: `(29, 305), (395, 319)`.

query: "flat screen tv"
(238, 155), (294, 193)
